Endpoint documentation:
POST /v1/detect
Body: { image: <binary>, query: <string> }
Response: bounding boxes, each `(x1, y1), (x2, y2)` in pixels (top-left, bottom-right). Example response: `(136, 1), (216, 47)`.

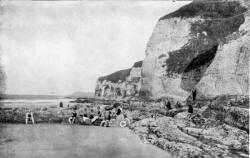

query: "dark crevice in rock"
(183, 45), (218, 73)
(180, 45), (218, 91)
(163, 0), (245, 76)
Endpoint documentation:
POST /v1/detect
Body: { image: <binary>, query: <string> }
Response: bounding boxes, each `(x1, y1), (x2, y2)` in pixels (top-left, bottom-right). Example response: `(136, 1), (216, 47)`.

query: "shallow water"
(0, 124), (171, 158)
(0, 99), (74, 108)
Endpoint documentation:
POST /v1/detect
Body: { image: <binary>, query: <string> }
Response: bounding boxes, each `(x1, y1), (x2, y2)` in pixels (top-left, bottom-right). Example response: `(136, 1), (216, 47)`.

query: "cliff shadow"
(180, 45), (218, 92)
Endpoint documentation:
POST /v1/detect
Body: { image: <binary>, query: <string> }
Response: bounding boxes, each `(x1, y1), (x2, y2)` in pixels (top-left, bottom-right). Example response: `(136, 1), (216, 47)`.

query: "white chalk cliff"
(141, 0), (249, 100)
(95, 0), (249, 101)
(95, 61), (143, 99)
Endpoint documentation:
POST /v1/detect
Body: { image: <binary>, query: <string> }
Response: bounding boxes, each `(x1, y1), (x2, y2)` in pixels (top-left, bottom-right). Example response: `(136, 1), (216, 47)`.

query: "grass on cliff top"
(98, 69), (131, 83)
(162, 0), (246, 76)
(132, 61), (143, 68)
(98, 60), (142, 83)
(160, 0), (248, 20)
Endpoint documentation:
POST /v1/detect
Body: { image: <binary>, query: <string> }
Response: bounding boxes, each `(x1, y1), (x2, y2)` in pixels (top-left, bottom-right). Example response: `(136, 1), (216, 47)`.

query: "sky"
(0, 1), (189, 96)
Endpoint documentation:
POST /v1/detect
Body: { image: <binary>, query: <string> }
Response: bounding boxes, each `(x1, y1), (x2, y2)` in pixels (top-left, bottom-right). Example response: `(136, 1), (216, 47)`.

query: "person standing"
(192, 88), (197, 101)
(59, 102), (63, 108)
(25, 110), (35, 124)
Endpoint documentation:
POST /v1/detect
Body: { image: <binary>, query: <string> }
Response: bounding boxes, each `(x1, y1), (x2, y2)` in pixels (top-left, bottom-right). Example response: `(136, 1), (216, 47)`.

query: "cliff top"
(160, 0), (248, 20)
(98, 60), (143, 83)
(132, 61), (143, 68)
(98, 69), (131, 83)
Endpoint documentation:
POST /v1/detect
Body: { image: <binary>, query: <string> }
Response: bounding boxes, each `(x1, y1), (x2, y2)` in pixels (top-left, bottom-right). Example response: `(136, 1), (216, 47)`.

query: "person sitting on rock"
(90, 107), (101, 124)
(175, 101), (182, 109)
(82, 108), (89, 122)
(69, 110), (77, 124)
(196, 103), (201, 109)
(116, 106), (122, 116)
(188, 104), (194, 114)
(164, 99), (172, 110)
(96, 106), (101, 117)
(25, 110), (35, 124)
(226, 101), (232, 107)
(89, 109), (95, 120)
(100, 110), (110, 127)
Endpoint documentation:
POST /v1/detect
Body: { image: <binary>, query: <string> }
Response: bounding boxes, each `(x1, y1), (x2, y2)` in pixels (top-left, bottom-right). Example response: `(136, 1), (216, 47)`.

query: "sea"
(0, 98), (74, 108)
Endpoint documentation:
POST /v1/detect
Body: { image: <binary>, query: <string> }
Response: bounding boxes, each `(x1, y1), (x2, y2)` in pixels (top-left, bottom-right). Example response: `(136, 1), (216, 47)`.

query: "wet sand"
(0, 124), (171, 158)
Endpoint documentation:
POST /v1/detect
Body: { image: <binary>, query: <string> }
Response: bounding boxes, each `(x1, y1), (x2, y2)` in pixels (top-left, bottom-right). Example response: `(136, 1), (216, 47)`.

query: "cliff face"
(141, 0), (249, 100)
(95, 61), (142, 99)
(95, 0), (249, 101)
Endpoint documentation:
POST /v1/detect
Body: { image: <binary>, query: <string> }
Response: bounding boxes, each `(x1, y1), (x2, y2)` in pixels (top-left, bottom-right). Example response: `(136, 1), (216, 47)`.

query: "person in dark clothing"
(89, 109), (95, 119)
(100, 110), (111, 127)
(108, 111), (112, 121)
(59, 102), (63, 108)
(116, 108), (122, 116)
(175, 101), (182, 109)
(164, 99), (172, 110)
(188, 104), (194, 114)
(97, 110), (101, 117)
(83, 108), (88, 117)
(69, 110), (77, 124)
(192, 88), (197, 101)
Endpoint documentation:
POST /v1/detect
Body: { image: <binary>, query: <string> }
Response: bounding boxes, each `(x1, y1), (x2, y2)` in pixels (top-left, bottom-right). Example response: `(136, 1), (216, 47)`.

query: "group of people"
(25, 110), (35, 124)
(68, 104), (127, 127)
(161, 88), (197, 114)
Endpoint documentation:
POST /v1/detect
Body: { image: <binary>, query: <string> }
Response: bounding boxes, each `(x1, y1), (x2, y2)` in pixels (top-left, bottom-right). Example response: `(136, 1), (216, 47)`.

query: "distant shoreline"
(0, 94), (66, 100)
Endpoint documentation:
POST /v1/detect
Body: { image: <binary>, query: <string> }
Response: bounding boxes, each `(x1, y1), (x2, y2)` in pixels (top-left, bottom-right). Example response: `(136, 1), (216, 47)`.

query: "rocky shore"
(90, 0), (250, 157)
(0, 95), (249, 157)
(127, 96), (249, 158)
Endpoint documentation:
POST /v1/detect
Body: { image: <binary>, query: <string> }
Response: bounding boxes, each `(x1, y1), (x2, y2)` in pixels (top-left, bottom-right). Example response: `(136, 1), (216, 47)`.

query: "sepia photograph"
(0, 0), (249, 157)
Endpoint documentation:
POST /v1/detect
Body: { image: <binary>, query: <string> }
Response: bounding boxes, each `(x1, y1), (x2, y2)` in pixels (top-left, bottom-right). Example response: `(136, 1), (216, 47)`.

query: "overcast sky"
(0, 1), (189, 95)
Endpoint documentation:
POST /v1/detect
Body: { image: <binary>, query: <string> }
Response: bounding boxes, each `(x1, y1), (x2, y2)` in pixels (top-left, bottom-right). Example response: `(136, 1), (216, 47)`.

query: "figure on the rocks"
(96, 106), (101, 117)
(69, 110), (77, 124)
(196, 103), (201, 109)
(188, 104), (194, 114)
(175, 101), (182, 109)
(82, 108), (89, 122)
(59, 101), (63, 108)
(191, 88), (197, 101)
(227, 101), (232, 107)
(116, 106), (122, 116)
(100, 110), (111, 127)
(89, 109), (95, 119)
(208, 100), (214, 108)
(164, 99), (172, 110)
(25, 110), (35, 124)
